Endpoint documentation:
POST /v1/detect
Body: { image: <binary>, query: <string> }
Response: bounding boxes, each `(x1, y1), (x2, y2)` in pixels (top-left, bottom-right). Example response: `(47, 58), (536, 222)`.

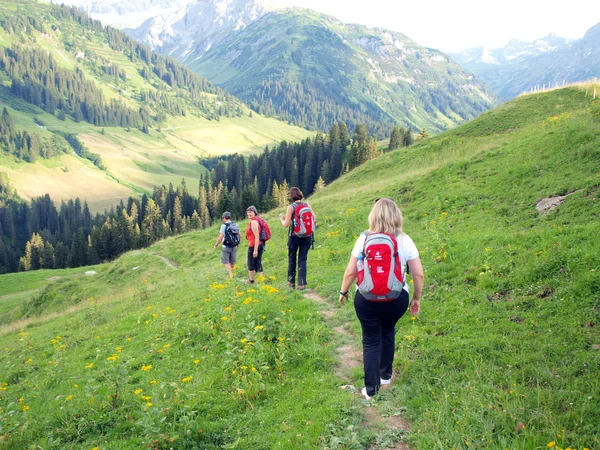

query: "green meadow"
(1, 85), (599, 449)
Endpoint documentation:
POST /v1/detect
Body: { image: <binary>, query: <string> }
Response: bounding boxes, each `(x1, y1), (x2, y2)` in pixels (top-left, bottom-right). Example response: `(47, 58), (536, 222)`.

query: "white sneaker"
(361, 387), (371, 400)
(380, 378), (392, 385)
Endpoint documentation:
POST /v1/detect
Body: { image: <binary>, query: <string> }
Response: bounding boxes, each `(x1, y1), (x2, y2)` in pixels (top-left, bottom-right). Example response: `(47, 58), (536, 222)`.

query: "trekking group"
(213, 186), (315, 288)
(213, 190), (424, 400)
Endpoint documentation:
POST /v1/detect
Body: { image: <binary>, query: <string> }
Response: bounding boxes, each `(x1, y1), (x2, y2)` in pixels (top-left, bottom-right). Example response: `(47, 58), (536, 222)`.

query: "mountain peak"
(584, 22), (600, 39)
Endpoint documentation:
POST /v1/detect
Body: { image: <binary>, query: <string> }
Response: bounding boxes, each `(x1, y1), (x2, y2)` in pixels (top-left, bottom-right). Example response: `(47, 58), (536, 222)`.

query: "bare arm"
(407, 257), (424, 315)
(338, 255), (358, 305)
(251, 220), (260, 255)
(279, 205), (293, 228)
(213, 232), (224, 249)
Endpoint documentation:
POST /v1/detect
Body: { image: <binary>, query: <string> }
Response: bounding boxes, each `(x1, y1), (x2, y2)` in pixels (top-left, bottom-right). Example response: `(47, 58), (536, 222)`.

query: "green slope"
(1, 85), (599, 449)
(0, 1), (313, 212)
(189, 8), (499, 138)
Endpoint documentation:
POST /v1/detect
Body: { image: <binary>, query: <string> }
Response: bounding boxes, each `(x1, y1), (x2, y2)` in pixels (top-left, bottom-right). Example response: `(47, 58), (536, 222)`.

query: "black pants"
(287, 235), (311, 286)
(354, 289), (409, 397)
(247, 244), (264, 272)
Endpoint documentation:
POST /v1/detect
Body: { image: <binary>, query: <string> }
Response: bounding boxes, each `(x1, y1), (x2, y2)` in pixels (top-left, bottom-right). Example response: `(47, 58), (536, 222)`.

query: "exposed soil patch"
(536, 189), (583, 215)
(154, 253), (179, 269)
(536, 196), (567, 214)
(303, 289), (411, 450)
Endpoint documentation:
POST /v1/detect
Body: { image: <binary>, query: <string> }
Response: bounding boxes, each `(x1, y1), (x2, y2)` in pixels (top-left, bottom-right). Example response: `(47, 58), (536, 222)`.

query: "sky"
(271, 0), (600, 51)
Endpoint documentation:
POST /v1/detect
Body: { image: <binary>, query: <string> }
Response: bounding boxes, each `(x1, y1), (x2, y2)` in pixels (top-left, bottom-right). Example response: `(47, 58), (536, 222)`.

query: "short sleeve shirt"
(351, 232), (419, 293)
(220, 223), (227, 247)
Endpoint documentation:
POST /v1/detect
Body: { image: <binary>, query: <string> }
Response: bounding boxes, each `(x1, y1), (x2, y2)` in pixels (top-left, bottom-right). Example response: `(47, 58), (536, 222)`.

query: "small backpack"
(357, 232), (405, 301)
(291, 202), (315, 238)
(255, 217), (271, 242)
(223, 222), (240, 247)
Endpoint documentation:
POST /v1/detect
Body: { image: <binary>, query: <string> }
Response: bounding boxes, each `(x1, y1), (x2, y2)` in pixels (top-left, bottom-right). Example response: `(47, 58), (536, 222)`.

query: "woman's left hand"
(339, 292), (348, 306)
(409, 299), (420, 316)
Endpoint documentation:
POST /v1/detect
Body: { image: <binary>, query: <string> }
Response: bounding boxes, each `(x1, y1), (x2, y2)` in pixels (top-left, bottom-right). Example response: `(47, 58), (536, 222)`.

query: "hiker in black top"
(279, 187), (315, 290)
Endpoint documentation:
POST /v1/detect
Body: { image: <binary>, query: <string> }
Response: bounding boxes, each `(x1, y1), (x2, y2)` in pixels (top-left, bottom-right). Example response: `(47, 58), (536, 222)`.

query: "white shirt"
(351, 232), (419, 293)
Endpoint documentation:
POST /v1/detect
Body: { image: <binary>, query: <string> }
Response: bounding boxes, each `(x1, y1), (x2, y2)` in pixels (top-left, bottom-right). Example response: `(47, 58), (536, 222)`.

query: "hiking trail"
(302, 290), (412, 450)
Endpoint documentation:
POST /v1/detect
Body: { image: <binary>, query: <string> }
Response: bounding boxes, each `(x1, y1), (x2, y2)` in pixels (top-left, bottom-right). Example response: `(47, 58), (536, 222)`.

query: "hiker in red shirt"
(245, 205), (265, 284)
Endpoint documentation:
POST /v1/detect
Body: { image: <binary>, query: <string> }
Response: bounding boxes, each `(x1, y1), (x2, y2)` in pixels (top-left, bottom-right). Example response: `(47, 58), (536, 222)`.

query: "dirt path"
(303, 290), (411, 450)
(153, 253), (179, 270)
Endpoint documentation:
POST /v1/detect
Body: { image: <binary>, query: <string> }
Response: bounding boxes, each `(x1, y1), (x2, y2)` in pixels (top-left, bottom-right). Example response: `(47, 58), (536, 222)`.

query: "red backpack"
(291, 202), (315, 238)
(356, 232), (405, 301)
(254, 217), (271, 242)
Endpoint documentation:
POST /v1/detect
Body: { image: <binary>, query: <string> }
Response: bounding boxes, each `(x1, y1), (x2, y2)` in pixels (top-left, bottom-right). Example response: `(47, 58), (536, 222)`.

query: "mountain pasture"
(1, 86), (599, 448)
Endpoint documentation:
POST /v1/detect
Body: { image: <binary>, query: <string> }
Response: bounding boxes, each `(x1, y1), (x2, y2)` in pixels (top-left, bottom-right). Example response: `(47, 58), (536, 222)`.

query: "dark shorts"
(220, 246), (237, 265)
(247, 244), (264, 272)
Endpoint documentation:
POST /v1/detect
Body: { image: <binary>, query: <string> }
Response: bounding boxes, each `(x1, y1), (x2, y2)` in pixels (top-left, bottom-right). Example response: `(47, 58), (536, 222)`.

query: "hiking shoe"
(244, 279), (255, 285)
(361, 387), (372, 400)
(380, 378), (392, 385)
(297, 285), (306, 290)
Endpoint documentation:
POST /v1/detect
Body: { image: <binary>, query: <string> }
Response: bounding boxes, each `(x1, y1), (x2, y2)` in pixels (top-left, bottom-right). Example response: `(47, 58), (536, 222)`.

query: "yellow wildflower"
(65, 395), (74, 401)
(86, 363), (94, 369)
(141, 396), (151, 401)
(149, 380), (157, 385)
(22, 405), (30, 411)
(141, 364), (152, 371)
(193, 360), (200, 364)
(135, 388), (143, 395)
(181, 376), (193, 382)
(146, 402), (153, 407)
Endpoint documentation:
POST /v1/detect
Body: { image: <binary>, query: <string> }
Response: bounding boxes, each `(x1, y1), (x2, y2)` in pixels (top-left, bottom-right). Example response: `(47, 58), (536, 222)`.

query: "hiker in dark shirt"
(279, 187), (315, 290)
(338, 198), (424, 399)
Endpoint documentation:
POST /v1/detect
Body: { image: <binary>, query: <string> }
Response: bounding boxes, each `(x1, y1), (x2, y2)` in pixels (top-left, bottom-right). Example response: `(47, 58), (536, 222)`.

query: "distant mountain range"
(60, 0), (498, 136)
(50, 0), (195, 28)
(449, 23), (600, 100)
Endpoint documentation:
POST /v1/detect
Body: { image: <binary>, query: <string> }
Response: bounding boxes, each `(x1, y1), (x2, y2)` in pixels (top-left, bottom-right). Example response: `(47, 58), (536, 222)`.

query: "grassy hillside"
(0, 1), (313, 212)
(1, 85), (599, 449)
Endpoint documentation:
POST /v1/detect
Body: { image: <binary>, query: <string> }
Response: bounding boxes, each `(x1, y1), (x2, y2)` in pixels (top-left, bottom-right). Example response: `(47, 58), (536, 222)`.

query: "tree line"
(0, 108), (69, 162)
(0, 120), (415, 274)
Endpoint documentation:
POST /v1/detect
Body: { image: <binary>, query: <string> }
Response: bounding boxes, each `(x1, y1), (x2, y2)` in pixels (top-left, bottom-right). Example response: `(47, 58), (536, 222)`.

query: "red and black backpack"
(356, 232), (405, 301)
(291, 202), (315, 238)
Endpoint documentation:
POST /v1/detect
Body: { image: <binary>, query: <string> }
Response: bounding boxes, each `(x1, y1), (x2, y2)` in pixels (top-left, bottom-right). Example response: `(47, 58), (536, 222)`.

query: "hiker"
(213, 211), (240, 279)
(245, 205), (266, 284)
(338, 198), (424, 400)
(279, 187), (315, 290)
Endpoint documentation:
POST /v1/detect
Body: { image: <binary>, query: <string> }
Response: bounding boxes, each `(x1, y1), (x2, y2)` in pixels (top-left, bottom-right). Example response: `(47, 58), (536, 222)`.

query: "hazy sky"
(271, 0), (600, 51)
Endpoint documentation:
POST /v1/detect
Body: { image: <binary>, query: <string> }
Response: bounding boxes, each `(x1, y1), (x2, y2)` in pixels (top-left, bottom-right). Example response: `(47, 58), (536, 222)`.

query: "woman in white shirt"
(338, 198), (424, 399)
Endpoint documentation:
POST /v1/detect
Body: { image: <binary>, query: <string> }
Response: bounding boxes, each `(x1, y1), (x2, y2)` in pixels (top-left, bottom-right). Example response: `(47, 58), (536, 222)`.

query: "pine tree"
(403, 128), (414, 147)
(41, 241), (55, 269)
(388, 126), (402, 151)
(314, 176), (326, 192)
(190, 211), (202, 230)
(172, 197), (184, 234)
(142, 199), (162, 245)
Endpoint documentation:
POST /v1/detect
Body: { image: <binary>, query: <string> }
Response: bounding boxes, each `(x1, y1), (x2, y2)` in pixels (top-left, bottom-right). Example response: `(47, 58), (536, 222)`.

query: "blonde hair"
(368, 198), (403, 235)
